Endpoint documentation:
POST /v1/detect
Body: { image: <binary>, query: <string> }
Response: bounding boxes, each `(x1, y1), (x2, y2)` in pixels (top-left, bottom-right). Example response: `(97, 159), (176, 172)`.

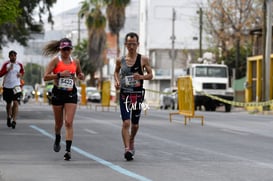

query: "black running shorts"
(3, 87), (22, 103)
(51, 85), (78, 105)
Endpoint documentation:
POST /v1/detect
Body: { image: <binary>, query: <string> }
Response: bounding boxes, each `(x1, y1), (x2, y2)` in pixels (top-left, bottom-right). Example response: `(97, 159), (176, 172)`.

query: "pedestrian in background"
(114, 32), (153, 161)
(43, 38), (85, 161)
(0, 50), (24, 129)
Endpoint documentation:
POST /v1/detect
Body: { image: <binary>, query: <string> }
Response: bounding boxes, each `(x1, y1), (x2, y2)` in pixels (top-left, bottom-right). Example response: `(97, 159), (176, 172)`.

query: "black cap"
(9, 50), (17, 56)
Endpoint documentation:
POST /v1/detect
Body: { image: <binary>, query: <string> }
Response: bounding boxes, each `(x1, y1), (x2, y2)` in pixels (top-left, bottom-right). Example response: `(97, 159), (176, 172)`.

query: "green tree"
(105, 0), (130, 57)
(79, 0), (107, 86)
(225, 43), (251, 79)
(0, 0), (56, 49)
(24, 63), (43, 86)
(73, 39), (97, 86)
(0, 0), (21, 25)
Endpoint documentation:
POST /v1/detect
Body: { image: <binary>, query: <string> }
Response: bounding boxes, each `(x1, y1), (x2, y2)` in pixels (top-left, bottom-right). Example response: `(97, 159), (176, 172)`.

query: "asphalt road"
(1, 100), (273, 181)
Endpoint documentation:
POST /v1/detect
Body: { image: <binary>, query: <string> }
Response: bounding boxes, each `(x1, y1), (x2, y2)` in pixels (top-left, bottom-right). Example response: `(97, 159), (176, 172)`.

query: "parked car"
(45, 82), (54, 104)
(86, 87), (101, 103)
(76, 86), (82, 102)
(23, 85), (34, 99)
(22, 85), (34, 103)
(160, 87), (178, 110)
(36, 87), (44, 98)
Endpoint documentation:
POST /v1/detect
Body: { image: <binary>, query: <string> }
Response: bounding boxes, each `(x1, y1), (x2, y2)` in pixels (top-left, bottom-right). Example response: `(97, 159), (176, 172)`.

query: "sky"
(51, 0), (82, 15)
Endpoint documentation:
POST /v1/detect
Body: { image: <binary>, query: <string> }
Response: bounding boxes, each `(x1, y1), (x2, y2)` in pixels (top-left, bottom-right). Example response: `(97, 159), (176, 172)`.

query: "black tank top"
(120, 54), (143, 91)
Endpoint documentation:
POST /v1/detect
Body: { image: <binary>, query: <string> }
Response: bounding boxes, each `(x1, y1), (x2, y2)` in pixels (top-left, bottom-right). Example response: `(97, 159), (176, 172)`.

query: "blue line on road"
(30, 125), (152, 181)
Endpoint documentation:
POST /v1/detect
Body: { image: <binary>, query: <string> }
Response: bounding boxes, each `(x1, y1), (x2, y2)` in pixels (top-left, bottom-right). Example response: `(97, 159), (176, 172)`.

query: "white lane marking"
(30, 125), (152, 181)
(84, 129), (98, 134)
(221, 128), (249, 136)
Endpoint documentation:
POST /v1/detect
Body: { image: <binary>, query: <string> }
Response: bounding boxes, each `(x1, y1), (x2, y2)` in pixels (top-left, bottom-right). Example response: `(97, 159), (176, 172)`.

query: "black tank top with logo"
(120, 54), (143, 92)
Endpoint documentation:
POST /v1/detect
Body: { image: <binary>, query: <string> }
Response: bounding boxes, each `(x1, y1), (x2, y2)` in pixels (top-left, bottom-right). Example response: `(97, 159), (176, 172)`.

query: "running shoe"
(124, 150), (134, 161)
(11, 121), (16, 129)
(7, 117), (11, 127)
(64, 152), (71, 161)
(53, 142), (61, 152)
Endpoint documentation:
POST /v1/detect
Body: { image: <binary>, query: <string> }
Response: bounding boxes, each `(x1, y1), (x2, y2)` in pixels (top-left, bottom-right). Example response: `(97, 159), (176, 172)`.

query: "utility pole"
(198, 7), (203, 58)
(263, 0), (272, 105)
(170, 8), (176, 87)
(235, 37), (240, 79)
(77, 15), (81, 45)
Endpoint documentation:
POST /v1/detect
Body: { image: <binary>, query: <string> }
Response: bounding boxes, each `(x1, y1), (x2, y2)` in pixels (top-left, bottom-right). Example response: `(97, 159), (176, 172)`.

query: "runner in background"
(0, 50), (24, 129)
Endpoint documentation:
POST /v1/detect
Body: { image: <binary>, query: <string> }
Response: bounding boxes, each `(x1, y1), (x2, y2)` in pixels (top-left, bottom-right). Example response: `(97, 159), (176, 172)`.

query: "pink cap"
(60, 41), (72, 49)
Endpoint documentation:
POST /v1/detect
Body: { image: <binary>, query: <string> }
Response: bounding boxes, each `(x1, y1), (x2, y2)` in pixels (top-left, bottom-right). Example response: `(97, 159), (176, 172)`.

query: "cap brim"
(60, 46), (73, 49)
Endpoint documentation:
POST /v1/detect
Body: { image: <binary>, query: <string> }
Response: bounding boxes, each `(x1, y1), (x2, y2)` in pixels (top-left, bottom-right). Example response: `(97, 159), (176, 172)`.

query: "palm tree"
(79, 0), (107, 87)
(105, 0), (130, 57)
(73, 39), (94, 85)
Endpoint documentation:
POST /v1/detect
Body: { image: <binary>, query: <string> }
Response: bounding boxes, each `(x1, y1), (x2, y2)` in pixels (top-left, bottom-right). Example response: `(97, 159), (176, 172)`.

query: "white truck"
(186, 63), (234, 112)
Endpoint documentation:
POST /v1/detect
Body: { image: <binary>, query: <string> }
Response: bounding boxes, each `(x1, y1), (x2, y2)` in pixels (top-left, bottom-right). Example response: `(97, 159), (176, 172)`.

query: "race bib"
(13, 86), (22, 94)
(58, 77), (74, 91)
(125, 75), (140, 87)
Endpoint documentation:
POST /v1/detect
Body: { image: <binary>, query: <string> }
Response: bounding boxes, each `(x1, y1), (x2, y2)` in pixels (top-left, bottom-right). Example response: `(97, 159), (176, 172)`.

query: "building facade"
(139, 0), (207, 104)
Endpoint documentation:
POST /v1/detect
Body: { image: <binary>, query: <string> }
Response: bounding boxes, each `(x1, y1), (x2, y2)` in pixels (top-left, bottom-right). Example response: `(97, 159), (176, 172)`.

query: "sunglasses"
(61, 47), (72, 51)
